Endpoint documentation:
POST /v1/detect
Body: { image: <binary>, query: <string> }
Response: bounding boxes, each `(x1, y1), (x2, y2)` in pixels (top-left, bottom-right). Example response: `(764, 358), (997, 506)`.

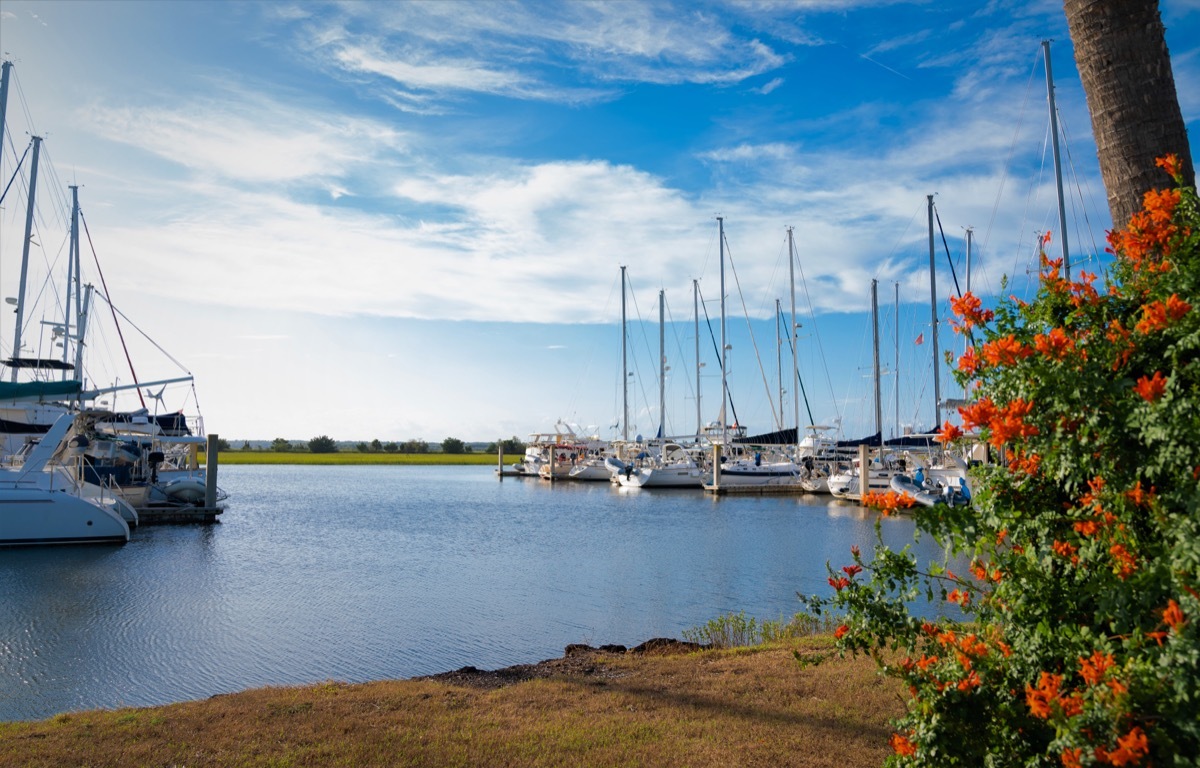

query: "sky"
(0, 0), (1196, 444)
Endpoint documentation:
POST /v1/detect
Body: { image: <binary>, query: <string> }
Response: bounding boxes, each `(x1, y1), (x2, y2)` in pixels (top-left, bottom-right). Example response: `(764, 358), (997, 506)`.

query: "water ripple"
(0, 465), (953, 721)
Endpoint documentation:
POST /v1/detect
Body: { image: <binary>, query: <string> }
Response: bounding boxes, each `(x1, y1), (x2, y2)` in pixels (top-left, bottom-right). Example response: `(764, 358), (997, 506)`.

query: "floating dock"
(135, 434), (226, 524)
(135, 504), (223, 525)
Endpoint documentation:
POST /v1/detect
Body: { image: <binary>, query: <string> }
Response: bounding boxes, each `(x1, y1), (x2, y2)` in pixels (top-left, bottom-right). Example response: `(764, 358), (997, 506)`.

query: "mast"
(788, 227), (800, 462)
(927, 194), (942, 429)
(73, 285), (93, 385)
(965, 227), (973, 295)
(718, 216), (727, 447)
(63, 186), (81, 374)
(658, 288), (665, 439)
(894, 282), (900, 439)
(11, 135), (42, 382)
(1042, 39), (1071, 280)
(871, 279), (882, 438)
(620, 266), (629, 441)
(0, 61), (11, 177)
(775, 298), (783, 428)
(693, 279), (701, 437)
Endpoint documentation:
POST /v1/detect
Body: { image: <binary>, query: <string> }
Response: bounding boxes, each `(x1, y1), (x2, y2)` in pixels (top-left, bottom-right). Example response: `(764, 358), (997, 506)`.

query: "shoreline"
(209, 451), (502, 466)
(0, 635), (903, 767)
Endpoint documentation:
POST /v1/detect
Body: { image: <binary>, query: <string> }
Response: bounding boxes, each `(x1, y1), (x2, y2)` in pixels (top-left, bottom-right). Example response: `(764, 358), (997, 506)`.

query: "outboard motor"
(147, 450), (165, 484)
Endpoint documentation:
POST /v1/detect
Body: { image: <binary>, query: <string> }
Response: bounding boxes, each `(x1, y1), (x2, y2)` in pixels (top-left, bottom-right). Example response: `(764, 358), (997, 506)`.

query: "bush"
(807, 157), (1199, 765)
(308, 435), (338, 453)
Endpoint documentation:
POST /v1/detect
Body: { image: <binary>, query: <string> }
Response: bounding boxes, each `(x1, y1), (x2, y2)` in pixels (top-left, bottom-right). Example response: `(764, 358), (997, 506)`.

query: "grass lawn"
(0, 639), (901, 768)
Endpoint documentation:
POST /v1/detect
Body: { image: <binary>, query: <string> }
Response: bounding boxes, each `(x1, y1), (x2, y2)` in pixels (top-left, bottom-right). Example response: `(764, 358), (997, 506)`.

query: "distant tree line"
(485, 436), (527, 455)
(224, 436), (516, 454)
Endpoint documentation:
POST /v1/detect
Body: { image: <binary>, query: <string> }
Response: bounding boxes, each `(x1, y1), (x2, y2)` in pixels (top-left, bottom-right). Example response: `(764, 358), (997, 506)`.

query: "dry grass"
(0, 640), (901, 768)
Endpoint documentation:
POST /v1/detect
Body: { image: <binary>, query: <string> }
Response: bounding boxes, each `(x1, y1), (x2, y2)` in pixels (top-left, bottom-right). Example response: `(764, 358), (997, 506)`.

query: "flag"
(914, 332), (925, 345)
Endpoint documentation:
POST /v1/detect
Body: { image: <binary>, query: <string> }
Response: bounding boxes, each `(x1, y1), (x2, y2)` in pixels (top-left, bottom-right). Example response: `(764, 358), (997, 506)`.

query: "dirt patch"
(417, 638), (707, 690)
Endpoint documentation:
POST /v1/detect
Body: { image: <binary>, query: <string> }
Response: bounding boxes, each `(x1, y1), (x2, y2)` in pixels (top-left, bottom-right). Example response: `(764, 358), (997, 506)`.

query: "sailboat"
(0, 413), (131, 546)
(700, 218), (807, 492)
(0, 60), (221, 522)
(615, 287), (709, 488)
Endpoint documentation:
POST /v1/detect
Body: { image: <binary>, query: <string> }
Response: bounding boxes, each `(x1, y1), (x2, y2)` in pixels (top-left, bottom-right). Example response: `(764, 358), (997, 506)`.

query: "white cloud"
(756, 77), (784, 95)
(84, 90), (409, 186)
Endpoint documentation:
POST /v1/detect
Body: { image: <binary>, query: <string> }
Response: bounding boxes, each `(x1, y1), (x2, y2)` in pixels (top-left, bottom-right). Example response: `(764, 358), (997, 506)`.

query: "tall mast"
(0, 61), (12, 177)
(775, 298), (783, 428)
(894, 282), (900, 439)
(1042, 39), (1071, 280)
(621, 265), (628, 442)
(718, 216), (727, 446)
(658, 288), (665, 439)
(965, 227), (973, 294)
(11, 135), (42, 382)
(63, 185), (81, 374)
(73, 285), (93, 386)
(788, 227), (800, 461)
(927, 194), (942, 429)
(693, 279), (701, 437)
(871, 279), (882, 438)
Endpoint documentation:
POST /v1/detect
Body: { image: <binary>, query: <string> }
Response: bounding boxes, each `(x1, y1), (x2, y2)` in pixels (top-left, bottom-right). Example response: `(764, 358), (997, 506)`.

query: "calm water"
(0, 464), (951, 722)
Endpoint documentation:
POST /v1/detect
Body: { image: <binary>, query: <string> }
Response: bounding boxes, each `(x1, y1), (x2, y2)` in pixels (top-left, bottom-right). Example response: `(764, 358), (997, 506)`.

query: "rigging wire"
(0, 139), (31, 206)
(722, 229), (781, 431)
(1057, 110), (1104, 264)
(88, 292), (193, 376)
(696, 283), (739, 429)
(80, 209), (146, 409)
(981, 49), (1040, 290)
(933, 204), (963, 298)
(791, 241), (842, 433)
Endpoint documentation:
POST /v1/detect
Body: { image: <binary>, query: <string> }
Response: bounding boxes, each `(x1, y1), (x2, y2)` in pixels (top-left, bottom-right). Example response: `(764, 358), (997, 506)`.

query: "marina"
(0, 463), (957, 723)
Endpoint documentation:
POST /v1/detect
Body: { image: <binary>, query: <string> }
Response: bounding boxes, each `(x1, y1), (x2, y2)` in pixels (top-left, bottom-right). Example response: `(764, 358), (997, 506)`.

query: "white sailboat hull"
(0, 486), (130, 546)
(617, 464), (704, 488)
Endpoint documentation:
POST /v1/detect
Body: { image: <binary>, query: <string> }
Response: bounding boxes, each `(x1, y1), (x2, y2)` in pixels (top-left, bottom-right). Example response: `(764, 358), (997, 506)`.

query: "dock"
(135, 504), (223, 525)
(134, 433), (226, 525)
(702, 482), (818, 496)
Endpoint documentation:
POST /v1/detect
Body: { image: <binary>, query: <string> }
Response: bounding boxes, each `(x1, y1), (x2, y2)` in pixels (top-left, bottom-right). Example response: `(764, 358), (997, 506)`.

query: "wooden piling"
(205, 434), (219, 509)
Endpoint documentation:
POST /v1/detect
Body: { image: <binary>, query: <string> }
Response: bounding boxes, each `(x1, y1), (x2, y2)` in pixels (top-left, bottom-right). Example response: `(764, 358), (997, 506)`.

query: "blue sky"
(0, 0), (1196, 444)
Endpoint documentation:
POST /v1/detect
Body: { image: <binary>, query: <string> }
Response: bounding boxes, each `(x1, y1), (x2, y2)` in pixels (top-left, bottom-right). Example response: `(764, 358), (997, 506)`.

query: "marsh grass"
(683, 611), (844, 649)
(0, 640), (900, 768)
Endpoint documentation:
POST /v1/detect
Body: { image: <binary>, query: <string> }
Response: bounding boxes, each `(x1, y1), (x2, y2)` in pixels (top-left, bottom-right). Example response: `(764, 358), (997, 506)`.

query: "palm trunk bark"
(1063, 0), (1194, 229)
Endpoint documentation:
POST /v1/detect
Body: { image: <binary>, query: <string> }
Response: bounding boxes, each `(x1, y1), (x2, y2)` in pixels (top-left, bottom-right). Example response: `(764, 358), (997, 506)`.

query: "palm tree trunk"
(1063, 0), (1194, 229)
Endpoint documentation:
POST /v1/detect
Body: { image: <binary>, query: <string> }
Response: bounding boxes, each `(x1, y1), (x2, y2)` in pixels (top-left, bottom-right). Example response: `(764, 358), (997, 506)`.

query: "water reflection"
(0, 465), (957, 721)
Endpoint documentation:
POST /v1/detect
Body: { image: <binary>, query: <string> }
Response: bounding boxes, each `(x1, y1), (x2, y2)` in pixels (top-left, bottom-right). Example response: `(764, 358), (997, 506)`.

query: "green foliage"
(805, 161), (1200, 766)
(270, 437), (292, 452)
(684, 611), (840, 648)
(370, 439), (383, 453)
(215, 437), (231, 451)
(441, 437), (465, 454)
(684, 612), (762, 648)
(400, 439), (429, 454)
(307, 435), (338, 453)
(486, 437), (528, 455)
(383, 442), (399, 453)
